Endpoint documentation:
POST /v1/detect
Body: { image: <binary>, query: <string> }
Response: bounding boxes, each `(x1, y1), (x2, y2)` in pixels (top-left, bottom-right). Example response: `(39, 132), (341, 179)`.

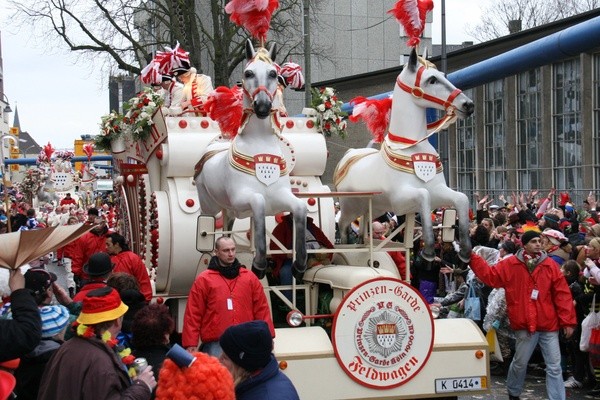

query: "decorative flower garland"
(74, 322), (137, 378)
(96, 88), (164, 151)
(123, 88), (164, 142)
(310, 87), (348, 139)
(96, 112), (125, 151)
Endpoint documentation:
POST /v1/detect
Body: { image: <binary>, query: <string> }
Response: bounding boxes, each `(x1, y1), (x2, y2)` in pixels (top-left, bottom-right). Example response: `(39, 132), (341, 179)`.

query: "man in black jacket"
(0, 269), (42, 362)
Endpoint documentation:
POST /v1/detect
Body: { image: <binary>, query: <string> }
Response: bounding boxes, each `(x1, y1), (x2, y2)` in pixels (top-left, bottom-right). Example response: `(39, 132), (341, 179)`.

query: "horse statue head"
(387, 48), (474, 149)
(243, 41), (279, 119)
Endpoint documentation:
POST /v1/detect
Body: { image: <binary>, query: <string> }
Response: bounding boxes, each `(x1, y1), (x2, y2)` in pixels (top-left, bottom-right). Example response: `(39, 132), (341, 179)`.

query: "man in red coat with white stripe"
(105, 233), (153, 302)
(469, 230), (576, 400)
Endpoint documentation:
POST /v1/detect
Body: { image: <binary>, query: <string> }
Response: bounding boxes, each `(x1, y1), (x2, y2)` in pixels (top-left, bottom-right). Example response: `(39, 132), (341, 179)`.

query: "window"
(516, 68), (542, 190)
(456, 89), (475, 196)
(553, 58), (581, 192)
(484, 80), (506, 192)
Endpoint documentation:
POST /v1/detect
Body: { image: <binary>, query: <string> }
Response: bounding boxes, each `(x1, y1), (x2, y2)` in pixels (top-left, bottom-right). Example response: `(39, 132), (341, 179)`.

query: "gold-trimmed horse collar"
(229, 142), (288, 186)
(382, 142), (442, 183)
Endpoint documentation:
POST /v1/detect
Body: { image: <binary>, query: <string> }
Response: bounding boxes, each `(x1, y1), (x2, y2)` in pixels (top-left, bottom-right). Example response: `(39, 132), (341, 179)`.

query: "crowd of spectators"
(2, 187), (600, 399)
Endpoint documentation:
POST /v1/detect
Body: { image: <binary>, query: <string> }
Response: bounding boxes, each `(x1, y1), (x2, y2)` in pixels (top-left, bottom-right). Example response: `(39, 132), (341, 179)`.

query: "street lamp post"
(1, 133), (18, 232)
(21, 144), (38, 158)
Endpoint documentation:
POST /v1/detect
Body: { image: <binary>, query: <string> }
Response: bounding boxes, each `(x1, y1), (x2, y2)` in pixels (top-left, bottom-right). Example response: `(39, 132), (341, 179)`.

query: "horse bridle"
(396, 65), (462, 111)
(389, 65), (462, 148)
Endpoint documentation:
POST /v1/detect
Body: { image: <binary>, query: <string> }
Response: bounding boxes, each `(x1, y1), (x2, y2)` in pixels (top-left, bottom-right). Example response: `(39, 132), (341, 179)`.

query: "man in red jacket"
(105, 233), (153, 302)
(469, 230), (576, 400)
(182, 236), (274, 356)
(59, 193), (77, 207)
(70, 213), (112, 283)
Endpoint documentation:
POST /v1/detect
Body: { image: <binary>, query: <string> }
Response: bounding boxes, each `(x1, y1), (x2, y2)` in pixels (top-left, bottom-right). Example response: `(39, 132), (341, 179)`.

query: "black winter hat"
(24, 268), (57, 296)
(83, 252), (114, 277)
(500, 241), (517, 255)
(220, 320), (272, 372)
(520, 230), (541, 246)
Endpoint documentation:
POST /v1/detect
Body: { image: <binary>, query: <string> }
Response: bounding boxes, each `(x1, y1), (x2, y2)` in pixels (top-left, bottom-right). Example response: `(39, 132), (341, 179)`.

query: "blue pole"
(341, 15), (600, 113)
(4, 155), (114, 166)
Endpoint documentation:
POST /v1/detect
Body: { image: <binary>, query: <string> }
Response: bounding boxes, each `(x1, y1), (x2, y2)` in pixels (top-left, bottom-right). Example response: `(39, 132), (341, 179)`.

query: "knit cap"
(521, 230), (541, 246)
(219, 320), (272, 372)
(40, 304), (70, 338)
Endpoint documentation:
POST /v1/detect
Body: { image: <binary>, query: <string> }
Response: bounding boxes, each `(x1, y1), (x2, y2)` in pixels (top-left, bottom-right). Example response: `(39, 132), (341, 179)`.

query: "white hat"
(542, 229), (568, 245)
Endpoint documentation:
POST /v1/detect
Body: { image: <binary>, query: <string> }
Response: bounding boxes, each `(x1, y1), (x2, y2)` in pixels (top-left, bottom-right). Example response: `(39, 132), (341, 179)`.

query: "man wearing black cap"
(219, 320), (299, 400)
(470, 230), (576, 400)
(24, 269), (58, 306)
(73, 252), (114, 302)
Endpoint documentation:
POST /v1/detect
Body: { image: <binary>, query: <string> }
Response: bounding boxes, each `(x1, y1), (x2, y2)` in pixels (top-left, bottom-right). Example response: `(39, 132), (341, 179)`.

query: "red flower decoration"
(83, 326), (95, 338)
(122, 355), (135, 365)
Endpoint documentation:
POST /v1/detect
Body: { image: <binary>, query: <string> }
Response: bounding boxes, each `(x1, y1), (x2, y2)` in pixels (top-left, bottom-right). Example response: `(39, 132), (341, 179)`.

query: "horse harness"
(229, 142), (288, 186)
(382, 142), (442, 182)
(333, 143), (443, 186)
(388, 63), (462, 149)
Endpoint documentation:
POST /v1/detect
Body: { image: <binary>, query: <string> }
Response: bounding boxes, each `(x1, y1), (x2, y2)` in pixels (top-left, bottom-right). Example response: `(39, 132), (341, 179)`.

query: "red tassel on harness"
(388, 0), (434, 47)
(205, 86), (243, 138)
(225, 0), (279, 43)
(349, 96), (392, 143)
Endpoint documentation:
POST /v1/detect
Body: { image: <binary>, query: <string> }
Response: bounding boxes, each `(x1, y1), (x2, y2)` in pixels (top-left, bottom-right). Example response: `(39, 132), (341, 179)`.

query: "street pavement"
(459, 374), (595, 399)
(46, 261), (595, 400)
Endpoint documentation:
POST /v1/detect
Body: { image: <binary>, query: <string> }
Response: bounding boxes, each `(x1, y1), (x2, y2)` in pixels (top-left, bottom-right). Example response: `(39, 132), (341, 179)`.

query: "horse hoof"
(292, 261), (306, 282)
(420, 250), (435, 262)
(292, 268), (305, 283)
(252, 266), (266, 280)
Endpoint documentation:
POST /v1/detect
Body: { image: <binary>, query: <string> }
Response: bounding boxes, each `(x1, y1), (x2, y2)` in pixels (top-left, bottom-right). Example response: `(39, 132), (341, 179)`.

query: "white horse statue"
(194, 40), (307, 279)
(36, 165), (59, 206)
(334, 48), (474, 263)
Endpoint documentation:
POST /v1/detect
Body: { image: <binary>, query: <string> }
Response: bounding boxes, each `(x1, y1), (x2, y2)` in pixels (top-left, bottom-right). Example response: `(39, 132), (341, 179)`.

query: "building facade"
(316, 9), (600, 207)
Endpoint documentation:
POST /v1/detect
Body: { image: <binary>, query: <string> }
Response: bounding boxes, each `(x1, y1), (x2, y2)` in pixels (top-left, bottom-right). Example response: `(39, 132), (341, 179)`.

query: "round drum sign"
(332, 277), (434, 389)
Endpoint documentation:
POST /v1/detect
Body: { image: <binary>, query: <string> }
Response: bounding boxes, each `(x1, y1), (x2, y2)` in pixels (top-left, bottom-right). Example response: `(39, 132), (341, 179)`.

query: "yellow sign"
(10, 146), (20, 171)
(9, 127), (19, 136)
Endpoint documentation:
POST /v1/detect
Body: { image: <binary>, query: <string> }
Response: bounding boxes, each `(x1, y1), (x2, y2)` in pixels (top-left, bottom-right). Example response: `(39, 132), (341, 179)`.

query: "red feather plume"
(43, 143), (55, 160)
(349, 96), (393, 143)
(225, 0), (279, 43)
(83, 143), (94, 160)
(388, 0), (434, 47)
(205, 86), (244, 138)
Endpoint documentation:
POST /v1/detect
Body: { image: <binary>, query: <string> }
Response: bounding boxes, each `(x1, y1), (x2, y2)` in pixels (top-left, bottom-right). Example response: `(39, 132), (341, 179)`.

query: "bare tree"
(467, 0), (600, 42)
(6, 0), (321, 87)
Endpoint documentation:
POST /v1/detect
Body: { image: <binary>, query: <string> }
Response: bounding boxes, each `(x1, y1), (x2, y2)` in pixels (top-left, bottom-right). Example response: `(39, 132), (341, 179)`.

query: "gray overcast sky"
(1, 0), (484, 150)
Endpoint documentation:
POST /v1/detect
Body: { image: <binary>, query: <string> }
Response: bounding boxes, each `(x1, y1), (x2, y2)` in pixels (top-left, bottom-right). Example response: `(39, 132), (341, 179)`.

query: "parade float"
(16, 143), (82, 208)
(102, 0), (490, 398)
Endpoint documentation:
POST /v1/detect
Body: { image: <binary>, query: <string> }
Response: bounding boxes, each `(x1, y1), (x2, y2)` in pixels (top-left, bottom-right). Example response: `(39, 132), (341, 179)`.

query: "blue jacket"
(236, 356), (299, 400)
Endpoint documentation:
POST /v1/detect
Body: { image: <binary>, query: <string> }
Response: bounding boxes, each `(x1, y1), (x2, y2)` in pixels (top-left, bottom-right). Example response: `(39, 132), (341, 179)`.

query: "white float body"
(112, 111), (489, 399)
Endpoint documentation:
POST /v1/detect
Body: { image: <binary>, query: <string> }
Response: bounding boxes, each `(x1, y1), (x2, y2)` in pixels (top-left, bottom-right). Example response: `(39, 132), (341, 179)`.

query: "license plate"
(435, 376), (486, 393)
